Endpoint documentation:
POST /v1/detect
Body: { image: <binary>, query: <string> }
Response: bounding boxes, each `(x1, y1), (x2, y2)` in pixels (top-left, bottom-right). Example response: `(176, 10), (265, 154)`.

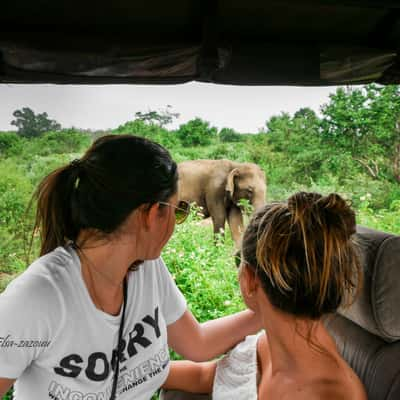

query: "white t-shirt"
(0, 244), (187, 400)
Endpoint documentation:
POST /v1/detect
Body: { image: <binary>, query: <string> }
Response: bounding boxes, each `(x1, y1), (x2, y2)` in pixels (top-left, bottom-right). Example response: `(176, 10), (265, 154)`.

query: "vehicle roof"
(1, 0), (399, 85)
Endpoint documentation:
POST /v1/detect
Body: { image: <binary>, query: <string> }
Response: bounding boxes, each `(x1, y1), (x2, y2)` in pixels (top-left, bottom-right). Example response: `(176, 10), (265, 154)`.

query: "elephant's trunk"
(251, 195), (266, 214)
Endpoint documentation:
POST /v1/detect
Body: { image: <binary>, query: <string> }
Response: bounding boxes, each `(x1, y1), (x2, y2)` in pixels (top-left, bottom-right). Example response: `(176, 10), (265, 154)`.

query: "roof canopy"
(1, 0), (399, 85)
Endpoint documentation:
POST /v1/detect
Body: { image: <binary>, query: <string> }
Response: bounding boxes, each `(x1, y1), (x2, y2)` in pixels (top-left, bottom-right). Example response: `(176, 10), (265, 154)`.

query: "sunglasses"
(159, 200), (191, 224)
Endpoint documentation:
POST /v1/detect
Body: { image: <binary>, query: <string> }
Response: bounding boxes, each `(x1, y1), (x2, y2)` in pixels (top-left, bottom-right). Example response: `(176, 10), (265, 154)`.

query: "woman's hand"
(167, 309), (262, 361)
(162, 360), (216, 394)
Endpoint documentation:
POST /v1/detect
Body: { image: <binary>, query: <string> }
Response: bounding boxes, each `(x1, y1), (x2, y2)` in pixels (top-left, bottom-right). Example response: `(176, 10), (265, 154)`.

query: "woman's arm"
(167, 309), (261, 361)
(163, 360), (217, 394)
(0, 378), (14, 397)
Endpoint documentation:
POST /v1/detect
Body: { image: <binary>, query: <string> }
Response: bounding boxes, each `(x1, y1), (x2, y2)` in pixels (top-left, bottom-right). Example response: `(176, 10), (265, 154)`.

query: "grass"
(163, 208), (245, 323)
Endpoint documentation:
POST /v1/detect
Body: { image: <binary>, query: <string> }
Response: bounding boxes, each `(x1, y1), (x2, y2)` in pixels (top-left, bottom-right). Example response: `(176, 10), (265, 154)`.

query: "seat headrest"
(338, 226), (400, 342)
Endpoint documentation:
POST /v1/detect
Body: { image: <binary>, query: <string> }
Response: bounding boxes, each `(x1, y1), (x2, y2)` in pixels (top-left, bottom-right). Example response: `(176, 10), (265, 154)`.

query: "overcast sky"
(0, 83), (338, 133)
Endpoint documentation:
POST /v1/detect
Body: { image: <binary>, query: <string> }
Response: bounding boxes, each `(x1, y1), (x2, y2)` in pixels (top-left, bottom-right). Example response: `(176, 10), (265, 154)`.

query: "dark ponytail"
(32, 162), (82, 256)
(32, 134), (178, 256)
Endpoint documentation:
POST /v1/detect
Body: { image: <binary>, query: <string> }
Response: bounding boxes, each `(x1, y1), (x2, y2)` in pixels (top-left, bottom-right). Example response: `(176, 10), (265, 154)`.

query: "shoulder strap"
(110, 276), (128, 400)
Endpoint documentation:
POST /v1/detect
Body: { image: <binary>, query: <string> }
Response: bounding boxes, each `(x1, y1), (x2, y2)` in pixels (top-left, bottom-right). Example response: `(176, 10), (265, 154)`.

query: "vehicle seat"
(325, 225), (400, 400)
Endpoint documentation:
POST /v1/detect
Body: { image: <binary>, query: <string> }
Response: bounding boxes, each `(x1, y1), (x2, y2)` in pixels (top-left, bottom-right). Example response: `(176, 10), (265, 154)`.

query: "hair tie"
(69, 159), (85, 176)
(69, 159), (83, 189)
(70, 159), (82, 169)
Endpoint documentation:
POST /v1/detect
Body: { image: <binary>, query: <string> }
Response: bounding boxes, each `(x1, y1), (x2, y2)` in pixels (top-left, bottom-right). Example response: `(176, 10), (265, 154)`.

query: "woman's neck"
(74, 236), (140, 315)
(257, 297), (340, 377)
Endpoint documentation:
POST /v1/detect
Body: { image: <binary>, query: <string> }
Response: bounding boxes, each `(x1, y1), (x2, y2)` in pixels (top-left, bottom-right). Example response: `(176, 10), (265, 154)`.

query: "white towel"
(212, 333), (261, 400)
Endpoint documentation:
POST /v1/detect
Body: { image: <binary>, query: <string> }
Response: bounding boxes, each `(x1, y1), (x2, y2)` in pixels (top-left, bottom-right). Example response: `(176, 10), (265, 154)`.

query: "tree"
(293, 107), (319, 130)
(264, 112), (293, 152)
(321, 84), (400, 181)
(264, 110), (324, 181)
(219, 127), (242, 142)
(11, 107), (61, 138)
(0, 132), (22, 158)
(114, 119), (179, 148)
(176, 118), (218, 146)
(134, 105), (180, 127)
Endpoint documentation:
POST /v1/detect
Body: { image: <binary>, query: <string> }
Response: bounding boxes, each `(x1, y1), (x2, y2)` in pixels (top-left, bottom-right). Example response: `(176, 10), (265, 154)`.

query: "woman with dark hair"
(0, 135), (260, 399)
(163, 192), (367, 399)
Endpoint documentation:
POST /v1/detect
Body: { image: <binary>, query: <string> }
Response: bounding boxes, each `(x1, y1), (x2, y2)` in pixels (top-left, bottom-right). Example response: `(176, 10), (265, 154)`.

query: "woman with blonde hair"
(163, 192), (367, 399)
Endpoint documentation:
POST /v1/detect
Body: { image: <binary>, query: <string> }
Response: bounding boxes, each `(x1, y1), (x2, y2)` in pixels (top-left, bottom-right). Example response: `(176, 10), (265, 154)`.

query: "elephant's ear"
(225, 168), (240, 199)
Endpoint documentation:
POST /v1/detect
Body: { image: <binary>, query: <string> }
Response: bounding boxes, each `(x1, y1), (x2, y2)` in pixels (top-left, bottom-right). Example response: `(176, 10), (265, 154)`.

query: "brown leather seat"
(161, 226), (400, 400)
(326, 226), (400, 400)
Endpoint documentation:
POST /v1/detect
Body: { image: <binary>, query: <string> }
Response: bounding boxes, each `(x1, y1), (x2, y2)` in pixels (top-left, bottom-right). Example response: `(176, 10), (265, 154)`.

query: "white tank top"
(212, 333), (261, 400)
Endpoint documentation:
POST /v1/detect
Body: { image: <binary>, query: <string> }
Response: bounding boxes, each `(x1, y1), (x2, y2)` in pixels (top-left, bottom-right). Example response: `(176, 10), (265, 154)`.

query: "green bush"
(0, 132), (23, 158)
(357, 195), (400, 234)
(114, 120), (179, 149)
(176, 118), (218, 147)
(2, 389), (12, 400)
(219, 128), (243, 143)
(162, 205), (244, 322)
(0, 159), (35, 274)
(4, 129), (90, 163)
(24, 153), (73, 186)
(35, 130), (91, 155)
(171, 146), (213, 162)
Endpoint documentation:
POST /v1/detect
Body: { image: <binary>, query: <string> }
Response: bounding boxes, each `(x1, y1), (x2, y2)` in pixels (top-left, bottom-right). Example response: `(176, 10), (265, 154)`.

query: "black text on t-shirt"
(53, 307), (161, 381)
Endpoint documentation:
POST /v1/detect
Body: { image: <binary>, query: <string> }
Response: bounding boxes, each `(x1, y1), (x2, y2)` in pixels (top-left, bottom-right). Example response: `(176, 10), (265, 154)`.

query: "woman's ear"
(242, 264), (258, 295)
(140, 202), (161, 231)
(239, 264), (260, 311)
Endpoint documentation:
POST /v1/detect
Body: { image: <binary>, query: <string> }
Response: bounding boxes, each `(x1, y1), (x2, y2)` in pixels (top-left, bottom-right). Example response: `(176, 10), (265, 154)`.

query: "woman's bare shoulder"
(255, 331), (367, 400)
(262, 363), (368, 400)
(310, 376), (367, 400)
(281, 382), (366, 400)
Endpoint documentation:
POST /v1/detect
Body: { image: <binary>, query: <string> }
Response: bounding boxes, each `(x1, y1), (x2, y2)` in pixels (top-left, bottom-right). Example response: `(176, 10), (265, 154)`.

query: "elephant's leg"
(228, 206), (244, 247)
(206, 200), (227, 239)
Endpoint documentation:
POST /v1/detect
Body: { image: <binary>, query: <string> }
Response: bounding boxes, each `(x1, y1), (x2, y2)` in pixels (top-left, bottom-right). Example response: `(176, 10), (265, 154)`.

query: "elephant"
(177, 159), (267, 246)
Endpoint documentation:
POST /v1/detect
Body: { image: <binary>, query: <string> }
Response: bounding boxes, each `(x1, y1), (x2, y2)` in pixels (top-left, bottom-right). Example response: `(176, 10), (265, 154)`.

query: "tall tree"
(321, 84), (400, 181)
(219, 127), (242, 142)
(134, 105), (180, 127)
(264, 110), (323, 180)
(11, 107), (61, 138)
(176, 118), (217, 146)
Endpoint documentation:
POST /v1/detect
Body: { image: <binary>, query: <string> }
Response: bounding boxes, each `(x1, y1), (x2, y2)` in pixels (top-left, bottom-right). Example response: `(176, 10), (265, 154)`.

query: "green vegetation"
(176, 118), (218, 147)
(1, 84), (400, 291)
(164, 205), (243, 323)
(1, 84), (400, 398)
(1, 392), (11, 400)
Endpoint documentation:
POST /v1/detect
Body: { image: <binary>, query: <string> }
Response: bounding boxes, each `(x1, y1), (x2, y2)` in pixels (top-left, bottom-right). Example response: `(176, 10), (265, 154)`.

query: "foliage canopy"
(176, 118), (218, 146)
(11, 107), (61, 138)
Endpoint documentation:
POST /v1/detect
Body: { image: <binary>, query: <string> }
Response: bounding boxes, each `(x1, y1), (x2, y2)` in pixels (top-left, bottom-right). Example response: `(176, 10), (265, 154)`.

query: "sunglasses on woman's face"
(159, 200), (191, 224)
